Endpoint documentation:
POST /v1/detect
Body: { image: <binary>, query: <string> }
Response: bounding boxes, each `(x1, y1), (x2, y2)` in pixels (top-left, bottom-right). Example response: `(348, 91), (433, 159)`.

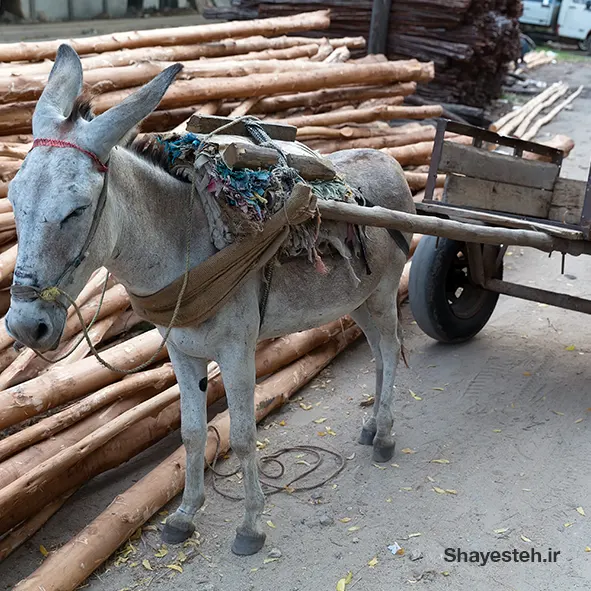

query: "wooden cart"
(407, 120), (591, 343)
(187, 115), (591, 344)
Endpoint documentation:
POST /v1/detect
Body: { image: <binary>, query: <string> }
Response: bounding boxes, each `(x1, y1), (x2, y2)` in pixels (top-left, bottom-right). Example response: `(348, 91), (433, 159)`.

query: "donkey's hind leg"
(350, 303), (384, 446)
(162, 345), (209, 544)
(365, 278), (401, 463)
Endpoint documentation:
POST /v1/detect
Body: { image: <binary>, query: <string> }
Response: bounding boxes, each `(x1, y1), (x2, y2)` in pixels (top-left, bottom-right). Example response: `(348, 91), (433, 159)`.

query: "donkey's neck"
(103, 147), (215, 296)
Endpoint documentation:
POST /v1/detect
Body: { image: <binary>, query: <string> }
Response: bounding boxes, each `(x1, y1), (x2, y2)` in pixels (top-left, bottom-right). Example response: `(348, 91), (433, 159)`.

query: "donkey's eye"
(60, 205), (89, 228)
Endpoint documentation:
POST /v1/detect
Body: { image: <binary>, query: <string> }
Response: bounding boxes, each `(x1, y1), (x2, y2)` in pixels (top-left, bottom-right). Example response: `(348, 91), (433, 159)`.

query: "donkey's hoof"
(162, 521), (195, 545)
(232, 531), (266, 556)
(372, 441), (395, 463)
(358, 426), (376, 446)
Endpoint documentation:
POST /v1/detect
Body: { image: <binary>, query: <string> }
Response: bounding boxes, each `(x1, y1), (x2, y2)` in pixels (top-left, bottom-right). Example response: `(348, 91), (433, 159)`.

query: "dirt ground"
(0, 56), (591, 590)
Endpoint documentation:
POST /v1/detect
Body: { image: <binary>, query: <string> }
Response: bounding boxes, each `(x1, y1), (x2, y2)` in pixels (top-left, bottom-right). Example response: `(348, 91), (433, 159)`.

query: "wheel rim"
(444, 245), (491, 320)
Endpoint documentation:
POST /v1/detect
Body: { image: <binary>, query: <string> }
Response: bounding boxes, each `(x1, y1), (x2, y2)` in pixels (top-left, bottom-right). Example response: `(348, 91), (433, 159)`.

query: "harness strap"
(355, 196), (410, 258)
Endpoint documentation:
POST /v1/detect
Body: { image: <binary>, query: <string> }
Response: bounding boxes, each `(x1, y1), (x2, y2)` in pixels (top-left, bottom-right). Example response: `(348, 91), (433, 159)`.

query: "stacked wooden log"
(205, 0), (523, 107)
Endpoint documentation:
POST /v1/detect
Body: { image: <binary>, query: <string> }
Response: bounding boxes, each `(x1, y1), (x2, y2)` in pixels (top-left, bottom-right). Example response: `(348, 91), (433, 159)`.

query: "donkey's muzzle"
(5, 300), (65, 352)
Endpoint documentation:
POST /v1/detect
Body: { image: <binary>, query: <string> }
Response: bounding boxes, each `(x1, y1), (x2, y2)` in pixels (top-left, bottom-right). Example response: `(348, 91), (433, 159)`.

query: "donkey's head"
(6, 44), (181, 351)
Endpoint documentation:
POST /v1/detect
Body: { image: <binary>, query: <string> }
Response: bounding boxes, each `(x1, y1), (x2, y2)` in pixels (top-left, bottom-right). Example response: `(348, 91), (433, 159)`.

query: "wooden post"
(368, 0), (392, 55)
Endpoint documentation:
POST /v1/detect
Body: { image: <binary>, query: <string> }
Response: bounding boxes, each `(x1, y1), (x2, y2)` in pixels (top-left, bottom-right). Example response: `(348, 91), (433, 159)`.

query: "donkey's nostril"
(34, 321), (49, 341)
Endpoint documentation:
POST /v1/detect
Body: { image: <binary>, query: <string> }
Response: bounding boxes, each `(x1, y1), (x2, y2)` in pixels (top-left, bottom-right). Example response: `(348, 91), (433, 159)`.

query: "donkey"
(6, 45), (415, 556)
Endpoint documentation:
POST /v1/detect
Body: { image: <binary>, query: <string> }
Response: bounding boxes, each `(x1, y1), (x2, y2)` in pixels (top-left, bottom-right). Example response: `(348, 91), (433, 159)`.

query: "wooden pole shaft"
(317, 200), (557, 252)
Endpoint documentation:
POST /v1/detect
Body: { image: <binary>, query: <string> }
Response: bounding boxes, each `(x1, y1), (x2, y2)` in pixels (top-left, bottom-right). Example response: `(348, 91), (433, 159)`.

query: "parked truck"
(520, 0), (591, 52)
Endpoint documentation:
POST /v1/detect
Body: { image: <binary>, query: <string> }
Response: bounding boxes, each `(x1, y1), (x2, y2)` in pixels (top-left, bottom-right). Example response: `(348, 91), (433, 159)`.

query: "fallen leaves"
(39, 545), (49, 557)
(431, 459), (450, 464)
(142, 559), (153, 571)
(339, 517), (352, 523)
(314, 417), (327, 424)
(521, 535), (532, 543)
(266, 520), (276, 529)
(577, 507), (586, 516)
(492, 429), (502, 433)
(409, 390), (422, 401)
(493, 528), (508, 534)
(401, 448), (416, 454)
(367, 556), (378, 568)
(347, 526), (361, 533)
(166, 564), (183, 573)
(552, 410), (565, 416)
(564, 522), (574, 528)
(336, 571), (353, 591)
(360, 397), (375, 408)
(566, 345), (576, 351)
(299, 402), (313, 411)
(586, 547), (591, 553)
(154, 546), (168, 558)
(433, 487), (456, 495)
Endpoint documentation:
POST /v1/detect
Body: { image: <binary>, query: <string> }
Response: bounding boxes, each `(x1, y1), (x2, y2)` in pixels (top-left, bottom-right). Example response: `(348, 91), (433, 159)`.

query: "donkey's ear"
(32, 44), (83, 136)
(87, 63), (182, 160)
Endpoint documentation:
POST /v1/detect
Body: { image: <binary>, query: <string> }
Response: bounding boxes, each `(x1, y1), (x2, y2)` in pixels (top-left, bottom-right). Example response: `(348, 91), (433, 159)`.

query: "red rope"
(31, 138), (108, 173)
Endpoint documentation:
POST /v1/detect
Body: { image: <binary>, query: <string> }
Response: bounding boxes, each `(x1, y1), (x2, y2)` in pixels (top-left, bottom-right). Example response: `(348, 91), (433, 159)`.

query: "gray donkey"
(6, 45), (415, 555)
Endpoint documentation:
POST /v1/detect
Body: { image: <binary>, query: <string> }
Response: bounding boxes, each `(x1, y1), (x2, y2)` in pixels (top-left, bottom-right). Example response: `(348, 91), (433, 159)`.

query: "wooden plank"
(187, 114), (297, 142)
(551, 178), (586, 209)
(444, 175), (553, 218)
(222, 141), (336, 180)
(416, 201), (585, 241)
(439, 142), (559, 191)
(548, 206), (581, 225)
(548, 178), (585, 224)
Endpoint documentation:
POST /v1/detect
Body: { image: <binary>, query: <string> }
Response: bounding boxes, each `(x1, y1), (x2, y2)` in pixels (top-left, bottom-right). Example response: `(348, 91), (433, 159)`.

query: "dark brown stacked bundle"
(206, 0), (523, 107)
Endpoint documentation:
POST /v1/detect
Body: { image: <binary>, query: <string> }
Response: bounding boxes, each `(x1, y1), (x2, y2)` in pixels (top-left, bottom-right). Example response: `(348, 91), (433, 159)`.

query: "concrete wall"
(20, 1), (190, 21)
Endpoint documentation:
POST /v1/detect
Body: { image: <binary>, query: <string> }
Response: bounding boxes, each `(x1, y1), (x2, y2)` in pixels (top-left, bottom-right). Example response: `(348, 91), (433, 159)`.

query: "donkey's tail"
(397, 300), (409, 368)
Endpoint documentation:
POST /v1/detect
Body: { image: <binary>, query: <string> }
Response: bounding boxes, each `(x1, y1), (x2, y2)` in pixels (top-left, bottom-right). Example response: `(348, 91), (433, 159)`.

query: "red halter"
(31, 138), (109, 173)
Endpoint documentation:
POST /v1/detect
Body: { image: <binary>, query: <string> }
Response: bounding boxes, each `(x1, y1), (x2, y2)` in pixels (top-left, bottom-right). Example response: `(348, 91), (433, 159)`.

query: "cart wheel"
(408, 236), (502, 343)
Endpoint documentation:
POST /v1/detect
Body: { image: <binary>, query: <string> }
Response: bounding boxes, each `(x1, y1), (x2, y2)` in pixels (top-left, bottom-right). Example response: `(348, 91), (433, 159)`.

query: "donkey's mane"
(129, 134), (191, 183)
(67, 93), (95, 123)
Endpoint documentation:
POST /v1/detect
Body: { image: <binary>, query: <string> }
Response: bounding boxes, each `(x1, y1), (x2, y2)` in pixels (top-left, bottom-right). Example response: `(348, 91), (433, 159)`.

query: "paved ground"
(0, 57), (590, 591)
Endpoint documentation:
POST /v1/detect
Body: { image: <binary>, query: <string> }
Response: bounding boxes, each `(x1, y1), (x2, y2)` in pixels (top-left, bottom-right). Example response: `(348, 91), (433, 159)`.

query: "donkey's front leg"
(162, 344), (209, 545)
(217, 345), (266, 556)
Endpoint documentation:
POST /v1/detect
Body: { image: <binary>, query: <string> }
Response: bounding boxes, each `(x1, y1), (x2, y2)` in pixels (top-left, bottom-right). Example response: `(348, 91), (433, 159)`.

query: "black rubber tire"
(408, 236), (502, 344)
(579, 34), (591, 55)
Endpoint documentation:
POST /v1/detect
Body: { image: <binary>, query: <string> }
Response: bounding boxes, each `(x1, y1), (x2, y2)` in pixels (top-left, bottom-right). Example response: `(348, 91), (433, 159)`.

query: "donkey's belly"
(260, 225), (401, 339)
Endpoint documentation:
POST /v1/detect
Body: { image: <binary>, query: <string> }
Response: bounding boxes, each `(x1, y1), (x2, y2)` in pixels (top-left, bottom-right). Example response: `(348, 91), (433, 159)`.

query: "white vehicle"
(521, 0), (591, 52)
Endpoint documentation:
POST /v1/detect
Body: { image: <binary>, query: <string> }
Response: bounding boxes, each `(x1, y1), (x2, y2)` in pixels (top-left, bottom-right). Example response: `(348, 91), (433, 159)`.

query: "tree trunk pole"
(368, 0), (392, 55)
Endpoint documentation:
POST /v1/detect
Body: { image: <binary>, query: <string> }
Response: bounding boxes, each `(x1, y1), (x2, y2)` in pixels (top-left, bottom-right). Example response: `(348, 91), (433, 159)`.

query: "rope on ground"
(206, 425), (346, 501)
